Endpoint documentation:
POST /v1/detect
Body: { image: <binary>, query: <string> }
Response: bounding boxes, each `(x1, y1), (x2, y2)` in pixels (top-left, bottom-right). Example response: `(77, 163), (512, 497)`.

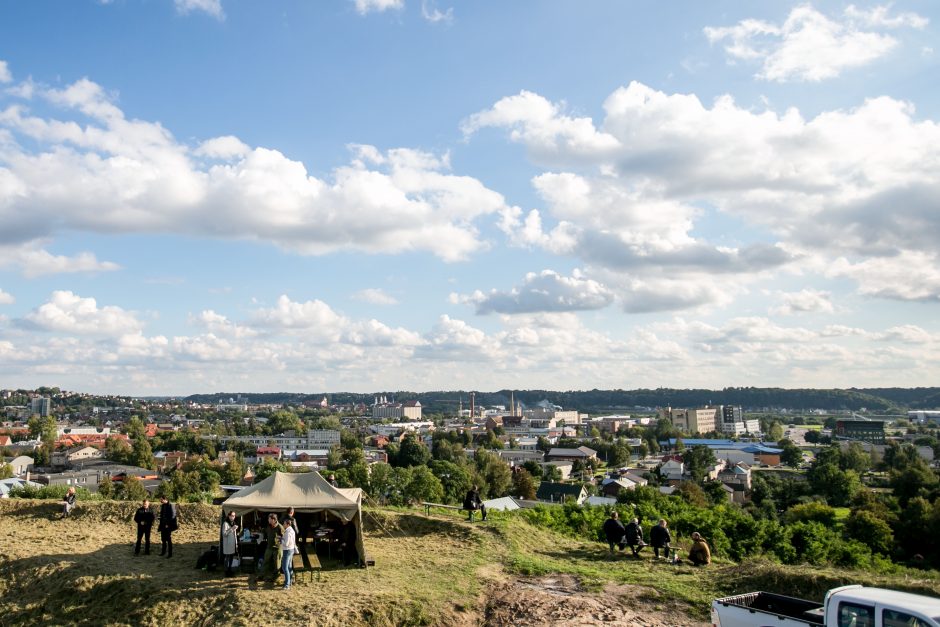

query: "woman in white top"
(280, 522), (296, 590)
(221, 510), (239, 576)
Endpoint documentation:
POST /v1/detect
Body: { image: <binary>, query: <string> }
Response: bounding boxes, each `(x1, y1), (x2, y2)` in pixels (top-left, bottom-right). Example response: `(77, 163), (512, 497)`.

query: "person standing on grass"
(280, 517), (296, 590)
(688, 532), (711, 566)
(221, 510), (240, 576)
(134, 499), (155, 555)
(62, 487), (76, 518)
(650, 519), (671, 560)
(158, 495), (178, 558)
(602, 510), (626, 554)
(260, 513), (283, 582)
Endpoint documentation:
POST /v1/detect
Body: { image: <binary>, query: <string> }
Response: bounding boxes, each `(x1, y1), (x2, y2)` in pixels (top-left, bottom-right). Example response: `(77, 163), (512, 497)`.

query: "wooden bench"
(295, 543), (321, 582)
(421, 502), (476, 521)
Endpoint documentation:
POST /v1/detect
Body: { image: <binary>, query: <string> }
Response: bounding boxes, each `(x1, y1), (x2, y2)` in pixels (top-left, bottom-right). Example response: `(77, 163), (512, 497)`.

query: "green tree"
(129, 437), (155, 470)
(429, 460), (473, 505)
(767, 422), (784, 441)
(522, 460), (542, 478)
(266, 410), (303, 435)
(125, 416), (147, 440)
(119, 476), (148, 501)
(511, 469), (537, 500)
(0, 462), (13, 479)
(843, 510), (894, 555)
(543, 465), (562, 482)
(675, 481), (708, 507)
(105, 436), (132, 464)
(474, 449), (512, 498)
(890, 457), (939, 505)
(682, 445), (718, 482)
(97, 476), (115, 499)
(841, 442), (873, 474)
(404, 465), (445, 504)
(785, 502), (838, 526)
(777, 439), (803, 467)
(253, 458), (290, 482)
(396, 434), (431, 468)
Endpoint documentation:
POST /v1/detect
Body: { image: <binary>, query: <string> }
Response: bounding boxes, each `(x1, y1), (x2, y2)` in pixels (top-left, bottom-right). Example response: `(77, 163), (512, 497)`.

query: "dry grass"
(5, 500), (936, 626)
(0, 501), (485, 627)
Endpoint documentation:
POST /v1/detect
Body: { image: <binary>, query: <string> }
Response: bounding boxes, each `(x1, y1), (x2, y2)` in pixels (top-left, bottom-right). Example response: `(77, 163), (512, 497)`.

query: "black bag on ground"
(196, 545), (219, 571)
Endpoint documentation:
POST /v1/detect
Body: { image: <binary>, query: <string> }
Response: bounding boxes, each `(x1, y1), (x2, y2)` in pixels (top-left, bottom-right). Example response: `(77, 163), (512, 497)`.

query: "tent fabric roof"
(223, 471), (362, 522)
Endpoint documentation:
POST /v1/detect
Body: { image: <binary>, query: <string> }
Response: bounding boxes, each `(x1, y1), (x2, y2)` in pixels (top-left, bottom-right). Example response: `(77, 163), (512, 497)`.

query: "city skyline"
(1, 1), (939, 395)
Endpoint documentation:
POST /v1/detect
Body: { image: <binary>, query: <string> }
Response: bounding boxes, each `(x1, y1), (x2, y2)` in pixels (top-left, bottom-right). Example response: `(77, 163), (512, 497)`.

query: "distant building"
(30, 397), (51, 417)
(371, 398), (422, 420)
(546, 446), (597, 462)
(834, 419), (885, 444)
(659, 407), (717, 434)
(718, 405), (760, 435)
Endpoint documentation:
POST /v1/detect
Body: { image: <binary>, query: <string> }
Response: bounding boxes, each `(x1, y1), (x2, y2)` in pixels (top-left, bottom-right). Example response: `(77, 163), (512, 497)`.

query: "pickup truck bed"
(713, 591), (825, 627)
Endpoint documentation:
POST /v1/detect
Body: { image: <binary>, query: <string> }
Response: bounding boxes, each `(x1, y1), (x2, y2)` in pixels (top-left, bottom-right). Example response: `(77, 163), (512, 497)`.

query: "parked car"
(712, 585), (940, 627)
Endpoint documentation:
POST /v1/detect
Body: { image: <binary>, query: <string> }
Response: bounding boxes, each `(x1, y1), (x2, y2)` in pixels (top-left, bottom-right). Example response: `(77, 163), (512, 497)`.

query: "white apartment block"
(372, 400), (422, 420)
(216, 429), (341, 452)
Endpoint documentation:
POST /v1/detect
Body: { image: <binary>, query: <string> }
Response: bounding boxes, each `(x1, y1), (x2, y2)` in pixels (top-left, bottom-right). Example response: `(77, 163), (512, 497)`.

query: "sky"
(1, 0), (939, 396)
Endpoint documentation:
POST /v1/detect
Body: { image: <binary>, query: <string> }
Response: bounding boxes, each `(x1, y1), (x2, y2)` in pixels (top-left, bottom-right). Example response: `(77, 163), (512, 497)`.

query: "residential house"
(51, 445), (103, 469)
(546, 446), (598, 463)
(535, 481), (588, 505)
(5, 455), (33, 476)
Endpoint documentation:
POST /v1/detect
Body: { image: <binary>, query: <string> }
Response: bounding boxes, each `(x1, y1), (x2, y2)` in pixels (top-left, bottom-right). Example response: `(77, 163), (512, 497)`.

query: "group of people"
(132, 496), (179, 557)
(602, 511), (711, 566)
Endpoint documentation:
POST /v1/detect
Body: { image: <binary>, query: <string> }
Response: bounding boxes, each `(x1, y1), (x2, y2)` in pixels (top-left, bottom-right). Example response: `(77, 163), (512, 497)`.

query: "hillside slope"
(1, 500), (938, 626)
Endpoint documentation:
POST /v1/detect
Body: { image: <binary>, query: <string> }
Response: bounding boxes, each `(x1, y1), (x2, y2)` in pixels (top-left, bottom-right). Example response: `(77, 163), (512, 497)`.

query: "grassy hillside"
(1, 500), (939, 626)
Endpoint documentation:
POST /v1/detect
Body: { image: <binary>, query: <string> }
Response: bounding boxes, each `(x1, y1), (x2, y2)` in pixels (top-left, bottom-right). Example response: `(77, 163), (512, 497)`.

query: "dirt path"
(482, 575), (708, 627)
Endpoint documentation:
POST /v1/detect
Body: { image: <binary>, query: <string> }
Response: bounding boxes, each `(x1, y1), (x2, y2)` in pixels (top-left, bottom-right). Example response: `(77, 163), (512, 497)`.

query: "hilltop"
(2, 500), (939, 626)
(179, 387), (940, 413)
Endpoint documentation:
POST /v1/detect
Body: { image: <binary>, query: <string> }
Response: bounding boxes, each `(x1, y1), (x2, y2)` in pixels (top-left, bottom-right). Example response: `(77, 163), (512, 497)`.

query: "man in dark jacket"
(602, 511), (626, 554)
(158, 496), (178, 558)
(260, 513), (284, 583)
(650, 519), (671, 560)
(463, 485), (487, 521)
(624, 517), (645, 557)
(134, 499), (155, 555)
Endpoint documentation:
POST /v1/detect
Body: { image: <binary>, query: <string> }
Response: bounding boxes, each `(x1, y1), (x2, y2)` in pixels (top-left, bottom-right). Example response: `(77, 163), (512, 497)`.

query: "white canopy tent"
(223, 471), (366, 565)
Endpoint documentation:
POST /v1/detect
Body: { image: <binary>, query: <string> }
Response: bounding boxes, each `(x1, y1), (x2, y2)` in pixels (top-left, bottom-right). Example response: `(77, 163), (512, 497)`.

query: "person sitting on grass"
(62, 487), (76, 518)
(602, 511), (626, 555)
(624, 517), (646, 557)
(688, 532), (711, 566)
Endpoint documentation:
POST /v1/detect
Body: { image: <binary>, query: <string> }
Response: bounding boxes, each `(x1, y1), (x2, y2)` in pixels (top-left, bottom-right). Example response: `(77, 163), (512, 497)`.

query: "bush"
(9, 484), (97, 500)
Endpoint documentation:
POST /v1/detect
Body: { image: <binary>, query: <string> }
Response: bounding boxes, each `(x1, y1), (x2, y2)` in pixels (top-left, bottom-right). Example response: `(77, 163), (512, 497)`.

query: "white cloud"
(0, 288), (14, 304)
(354, 0), (404, 15)
(827, 252), (940, 302)
(0, 61), (11, 84)
(352, 288), (399, 306)
(705, 5), (925, 82)
(770, 289), (835, 316)
(19, 291), (142, 336)
(455, 270), (614, 315)
(191, 310), (258, 338)
(194, 135), (250, 160)
(844, 5), (928, 29)
(467, 82), (940, 304)
(174, 0), (224, 20)
(421, 0), (453, 24)
(0, 77), (514, 263)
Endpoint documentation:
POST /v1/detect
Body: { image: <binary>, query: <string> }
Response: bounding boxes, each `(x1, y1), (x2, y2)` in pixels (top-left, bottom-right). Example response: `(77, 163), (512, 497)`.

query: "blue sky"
(1, 0), (939, 395)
